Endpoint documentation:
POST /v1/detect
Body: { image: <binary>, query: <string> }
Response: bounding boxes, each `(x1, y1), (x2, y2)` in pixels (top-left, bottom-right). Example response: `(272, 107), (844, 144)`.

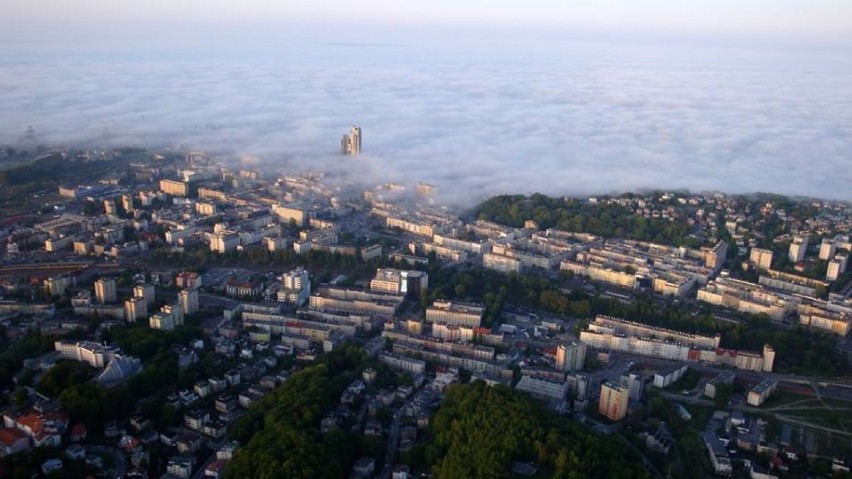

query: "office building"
(341, 125), (362, 155)
(277, 268), (311, 306)
(599, 380), (630, 421)
(54, 340), (119, 368)
(370, 268), (429, 296)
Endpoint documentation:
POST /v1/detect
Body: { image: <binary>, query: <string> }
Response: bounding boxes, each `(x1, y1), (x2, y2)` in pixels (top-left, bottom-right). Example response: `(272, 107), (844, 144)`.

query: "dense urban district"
(0, 146), (851, 479)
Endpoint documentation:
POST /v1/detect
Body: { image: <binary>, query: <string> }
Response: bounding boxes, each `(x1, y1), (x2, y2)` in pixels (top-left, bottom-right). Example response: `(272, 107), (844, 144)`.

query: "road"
(661, 392), (852, 437)
(379, 398), (412, 479)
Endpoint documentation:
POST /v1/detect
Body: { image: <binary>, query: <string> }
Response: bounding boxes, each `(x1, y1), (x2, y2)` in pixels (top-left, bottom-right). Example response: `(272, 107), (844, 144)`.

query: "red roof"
(206, 459), (227, 473)
(71, 424), (87, 437)
(0, 428), (27, 447)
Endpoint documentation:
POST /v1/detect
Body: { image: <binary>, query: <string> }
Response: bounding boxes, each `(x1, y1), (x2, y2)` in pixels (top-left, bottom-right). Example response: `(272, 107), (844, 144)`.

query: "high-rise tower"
(341, 125), (362, 155)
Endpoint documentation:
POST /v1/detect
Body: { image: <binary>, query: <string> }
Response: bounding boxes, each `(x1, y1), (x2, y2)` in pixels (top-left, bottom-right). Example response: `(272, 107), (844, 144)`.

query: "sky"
(3, 0), (851, 39)
(1, 1), (851, 203)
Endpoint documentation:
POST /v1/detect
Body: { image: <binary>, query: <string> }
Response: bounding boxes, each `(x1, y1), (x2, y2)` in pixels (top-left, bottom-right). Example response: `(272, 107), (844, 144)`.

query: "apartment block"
(599, 380), (630, 421)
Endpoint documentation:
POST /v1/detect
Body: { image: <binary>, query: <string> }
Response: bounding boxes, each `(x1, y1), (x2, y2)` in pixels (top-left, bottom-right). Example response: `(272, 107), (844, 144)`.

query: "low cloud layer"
(1, 41), (851, 204)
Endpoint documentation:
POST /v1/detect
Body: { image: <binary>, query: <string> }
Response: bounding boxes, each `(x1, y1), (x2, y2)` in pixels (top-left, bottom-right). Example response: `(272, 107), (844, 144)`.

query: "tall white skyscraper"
(341, 125), (362, 155)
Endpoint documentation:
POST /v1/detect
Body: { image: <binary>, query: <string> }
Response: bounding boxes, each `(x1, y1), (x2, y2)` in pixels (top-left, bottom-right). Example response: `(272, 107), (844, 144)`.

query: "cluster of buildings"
(53, 340), (142, 385)
(5, 149), (852, 477)
(63, 273), (199, 333)
(381, 299), (516, 383)
(698, 268), (852, 335)
(579, 315), (775, 372)
(562, 239), (727, 296)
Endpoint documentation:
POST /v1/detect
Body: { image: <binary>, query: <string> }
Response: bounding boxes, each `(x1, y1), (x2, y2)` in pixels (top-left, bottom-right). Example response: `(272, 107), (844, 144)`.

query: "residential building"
(226, 280), (262, 298)
(44, 276), (72, 297)
(704, 371), (735, 398)
(827, 256), (847, 281)
(379, 353), (426, 375)
(94, 278), (117, 304)
(750, 248), (773, 271)
(124, 297), (147, 323)
(179, 289), (199, 316)
(702, 432), (733, 476)
(516, 375), (569, 402)
(175, 272), (202, 290)
(747, 378), (778, 407)
(653, 365), (687, 388)
(599, 380), (630, 421)
(820, 239), (837, 260)
(133, 283), (156, 308)
(160, 179), (190, 197)
(425, 300), (485, 328)
(0, 428), (30, 456)
(788, 235), (808, 263)
(555, 340), (586, 372)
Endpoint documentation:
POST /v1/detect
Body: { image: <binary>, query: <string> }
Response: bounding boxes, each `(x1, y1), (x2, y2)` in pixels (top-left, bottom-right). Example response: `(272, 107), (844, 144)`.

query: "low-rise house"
(194, 380), (212, 398)
(203, 419), (228, 439)
(167, 455), (196, 479)
(364, 419), (383, 437)
(205, 459), (228, 479)
(352, 457), (376, 478)
(176, 432), (202, 454)
(41, 458), (63, 475)
(184, 410), (209, 431)
(65, 443), (85, 460)
(0, 428), (30, 456)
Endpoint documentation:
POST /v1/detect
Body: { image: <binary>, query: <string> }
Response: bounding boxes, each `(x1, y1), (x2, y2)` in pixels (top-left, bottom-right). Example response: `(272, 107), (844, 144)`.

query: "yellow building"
(159, 179), (190, 197)
(599, 380), (630, 421)
(425, 300), (484, 328)
(95, 277), (117, 304)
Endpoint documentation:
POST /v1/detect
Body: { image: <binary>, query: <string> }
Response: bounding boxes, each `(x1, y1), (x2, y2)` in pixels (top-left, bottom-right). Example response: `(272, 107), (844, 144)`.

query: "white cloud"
(1, 41), (851, 205)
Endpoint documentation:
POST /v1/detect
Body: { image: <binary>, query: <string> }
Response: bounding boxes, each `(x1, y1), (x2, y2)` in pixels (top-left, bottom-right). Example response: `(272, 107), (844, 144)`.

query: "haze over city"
(4, 3), (852, 479)
(1, 0), (851, 203)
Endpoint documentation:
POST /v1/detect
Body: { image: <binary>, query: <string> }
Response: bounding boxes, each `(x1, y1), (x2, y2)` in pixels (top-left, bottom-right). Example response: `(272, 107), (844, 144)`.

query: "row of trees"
(470, 193), (699, 246)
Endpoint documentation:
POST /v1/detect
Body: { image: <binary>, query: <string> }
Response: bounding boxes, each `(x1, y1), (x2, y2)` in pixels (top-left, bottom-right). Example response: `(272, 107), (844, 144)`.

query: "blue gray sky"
(3, 1), (852, 40)
(1, 1), (851, 203)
